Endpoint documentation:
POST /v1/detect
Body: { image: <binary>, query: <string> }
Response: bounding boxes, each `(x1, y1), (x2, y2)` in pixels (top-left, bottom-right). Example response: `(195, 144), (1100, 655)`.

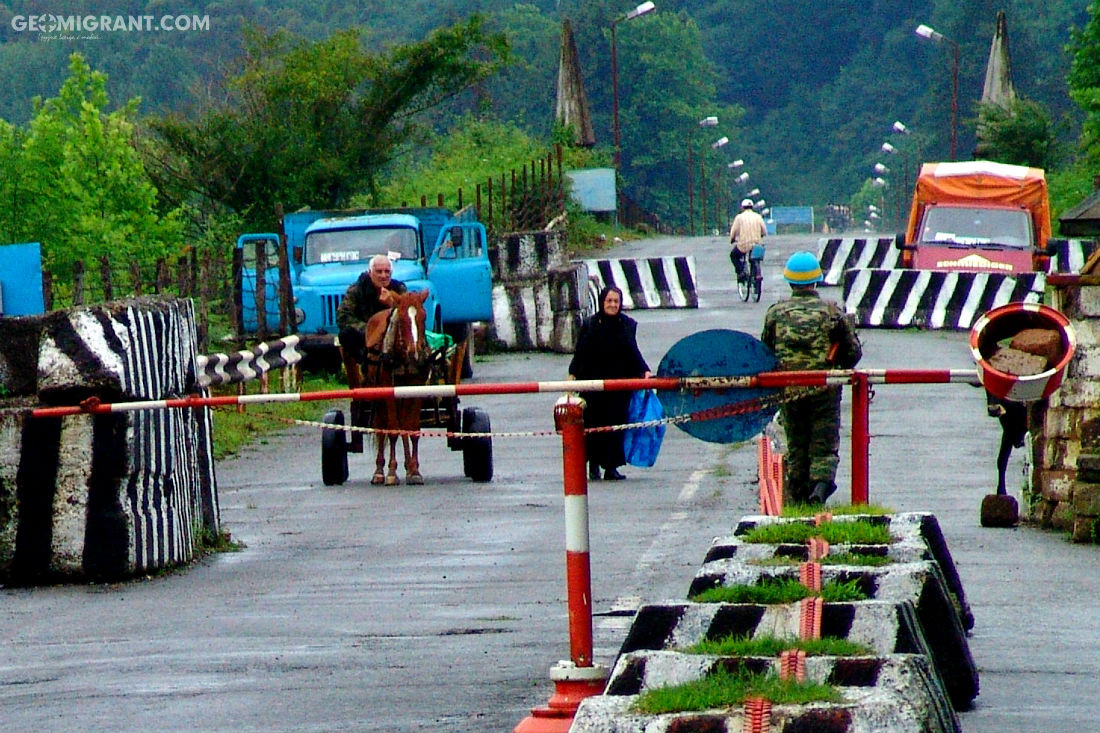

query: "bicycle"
(736, 243), (765, 302)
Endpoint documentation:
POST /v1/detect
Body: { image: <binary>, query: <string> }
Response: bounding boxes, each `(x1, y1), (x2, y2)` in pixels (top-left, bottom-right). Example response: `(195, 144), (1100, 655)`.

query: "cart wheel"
(446, 400), (463, 451)
(461, 406), (493, 482)
(321, 409), (349, 486)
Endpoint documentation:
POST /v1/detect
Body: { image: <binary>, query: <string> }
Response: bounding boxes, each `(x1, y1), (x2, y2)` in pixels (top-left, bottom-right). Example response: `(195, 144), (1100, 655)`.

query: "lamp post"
(688, 116), (717, 235)
(611, 2), (656, 175)
(915, 23), (959, 161)
(709, 136), (728, 232)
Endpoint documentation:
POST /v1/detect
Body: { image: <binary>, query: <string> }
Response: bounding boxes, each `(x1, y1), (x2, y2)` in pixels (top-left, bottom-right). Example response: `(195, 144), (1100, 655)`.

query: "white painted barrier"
(577, 256), (698, 310)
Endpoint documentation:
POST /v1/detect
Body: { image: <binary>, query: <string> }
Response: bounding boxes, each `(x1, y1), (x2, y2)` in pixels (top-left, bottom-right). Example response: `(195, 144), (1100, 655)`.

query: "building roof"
(1058, 188), (1100, 237)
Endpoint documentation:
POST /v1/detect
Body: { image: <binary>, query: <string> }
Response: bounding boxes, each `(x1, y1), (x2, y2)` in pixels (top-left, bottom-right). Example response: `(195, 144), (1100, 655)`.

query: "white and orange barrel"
(969, 302), (1076, 403)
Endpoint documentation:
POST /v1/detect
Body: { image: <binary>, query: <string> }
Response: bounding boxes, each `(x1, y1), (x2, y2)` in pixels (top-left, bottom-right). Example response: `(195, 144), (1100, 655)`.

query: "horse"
(359, 290), (431, 486)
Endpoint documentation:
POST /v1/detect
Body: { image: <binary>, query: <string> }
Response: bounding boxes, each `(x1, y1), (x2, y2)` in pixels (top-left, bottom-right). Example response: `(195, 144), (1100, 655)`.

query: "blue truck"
(236, 206), (495, 483)
(236, 206), (493, 359)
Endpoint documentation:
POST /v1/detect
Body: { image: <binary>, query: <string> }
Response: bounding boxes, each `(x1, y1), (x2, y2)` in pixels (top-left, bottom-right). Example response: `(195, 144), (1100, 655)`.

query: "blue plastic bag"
(623, 389), (666, 468)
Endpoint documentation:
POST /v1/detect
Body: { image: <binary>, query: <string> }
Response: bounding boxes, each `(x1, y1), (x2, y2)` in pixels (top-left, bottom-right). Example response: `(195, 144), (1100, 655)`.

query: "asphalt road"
(3, 231), (1099, 732)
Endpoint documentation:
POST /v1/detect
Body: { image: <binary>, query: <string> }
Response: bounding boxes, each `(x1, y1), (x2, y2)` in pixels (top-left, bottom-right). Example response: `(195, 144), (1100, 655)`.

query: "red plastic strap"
(807, 537), (830, 562)
(798, 561), (822, 592)
(779, 649), (807, 682)
(742, 697), (772, 733)
(799, 596), (822, 640)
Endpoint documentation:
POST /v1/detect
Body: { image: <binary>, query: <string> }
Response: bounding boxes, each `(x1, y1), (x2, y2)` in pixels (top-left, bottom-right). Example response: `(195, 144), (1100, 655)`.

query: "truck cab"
(236, 207), (492, 351)
(895, 161), (1053, 274)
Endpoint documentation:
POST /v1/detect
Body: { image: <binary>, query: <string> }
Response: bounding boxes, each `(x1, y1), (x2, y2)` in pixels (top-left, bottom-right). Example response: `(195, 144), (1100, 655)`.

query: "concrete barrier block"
(577, 256), (697, 310)
(0, 316), (44, 396)
(1066, 345), (1100, 380)
(1048, 378), (1100, 409)
(686, 561), (978, 708)
(708, 513), (972, 631)
(0, 297), (218, 584)
(572, 653), (960, 733)
(1041, 407), (1081, 439)
(491, 231), (565, 281)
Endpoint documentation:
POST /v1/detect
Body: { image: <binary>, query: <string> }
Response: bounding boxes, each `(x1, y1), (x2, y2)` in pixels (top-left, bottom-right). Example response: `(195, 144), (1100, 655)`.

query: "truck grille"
(320, 295), (341, 327)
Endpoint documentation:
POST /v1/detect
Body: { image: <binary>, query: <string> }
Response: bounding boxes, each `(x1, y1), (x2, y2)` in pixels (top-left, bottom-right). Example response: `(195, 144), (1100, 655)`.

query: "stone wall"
(0, 297), (218, 583)
(1027, 274), (1100, 540)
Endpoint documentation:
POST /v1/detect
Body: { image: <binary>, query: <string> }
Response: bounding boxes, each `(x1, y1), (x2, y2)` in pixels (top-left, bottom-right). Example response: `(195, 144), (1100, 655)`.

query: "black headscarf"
(568, 286), (650, 380)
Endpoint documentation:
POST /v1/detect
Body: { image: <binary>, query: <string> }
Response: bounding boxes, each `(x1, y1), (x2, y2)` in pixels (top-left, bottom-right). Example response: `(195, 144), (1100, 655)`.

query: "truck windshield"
(304, 227), (419, 265)
(919, 206), (1032, 249)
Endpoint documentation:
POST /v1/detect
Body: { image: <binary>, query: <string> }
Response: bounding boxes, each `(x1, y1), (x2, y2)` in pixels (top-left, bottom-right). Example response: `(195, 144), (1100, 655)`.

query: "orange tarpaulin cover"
(905, 160), (1051, 247)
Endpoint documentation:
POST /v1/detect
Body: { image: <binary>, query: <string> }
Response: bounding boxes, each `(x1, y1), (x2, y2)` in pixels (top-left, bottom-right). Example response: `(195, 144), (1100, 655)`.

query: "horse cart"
(318, 315), (493, 486)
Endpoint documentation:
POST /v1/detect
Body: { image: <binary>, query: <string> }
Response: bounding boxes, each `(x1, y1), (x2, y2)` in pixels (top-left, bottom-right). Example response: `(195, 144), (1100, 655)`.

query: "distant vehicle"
(895, 160), (1055, 274)
(236, 207), (493, 366)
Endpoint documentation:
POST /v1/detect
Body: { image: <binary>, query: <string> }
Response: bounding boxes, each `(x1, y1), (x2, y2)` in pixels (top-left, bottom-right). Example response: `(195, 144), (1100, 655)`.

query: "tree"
(148, 19), (510, 230)
(0, 54), (182, 302)
(1068, 0), (1100, 168)
(973, 98), (1057, 168)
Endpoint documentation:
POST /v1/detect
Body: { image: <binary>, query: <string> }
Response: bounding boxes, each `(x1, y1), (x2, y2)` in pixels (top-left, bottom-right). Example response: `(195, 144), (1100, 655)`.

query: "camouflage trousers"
(779, 387), (841, 502)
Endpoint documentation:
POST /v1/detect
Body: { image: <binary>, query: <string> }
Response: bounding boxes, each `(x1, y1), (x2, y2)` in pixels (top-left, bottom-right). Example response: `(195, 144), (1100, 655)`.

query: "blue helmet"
(783, 251), (823, 285)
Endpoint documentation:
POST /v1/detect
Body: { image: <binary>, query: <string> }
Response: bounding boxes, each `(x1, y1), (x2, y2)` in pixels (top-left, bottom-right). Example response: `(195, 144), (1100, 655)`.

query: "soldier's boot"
(808, 480), (837, 505)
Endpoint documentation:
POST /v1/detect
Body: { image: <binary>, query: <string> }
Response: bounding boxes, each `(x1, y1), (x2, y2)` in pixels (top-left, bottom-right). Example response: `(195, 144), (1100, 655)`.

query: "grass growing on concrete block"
(690, 577), (868, 604)
(683, 634), (872, 657)
(751, 552), (893, 568)
(741, 520), (893, 546)
(781, 503), (895, 517)
(632, 667), (842, 714)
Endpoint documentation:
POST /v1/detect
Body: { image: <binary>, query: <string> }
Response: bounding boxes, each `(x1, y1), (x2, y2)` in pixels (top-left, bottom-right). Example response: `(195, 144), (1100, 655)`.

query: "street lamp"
(611, 1), (657, 174)
(701, 135), (728, 234)
(915, 23), (959, 160)
(688, 115), (717, 235)
(873, 162), (890, 175)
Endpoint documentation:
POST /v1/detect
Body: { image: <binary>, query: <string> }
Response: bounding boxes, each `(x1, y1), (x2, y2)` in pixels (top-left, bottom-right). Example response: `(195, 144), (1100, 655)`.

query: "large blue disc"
(656, 329), (779, 444)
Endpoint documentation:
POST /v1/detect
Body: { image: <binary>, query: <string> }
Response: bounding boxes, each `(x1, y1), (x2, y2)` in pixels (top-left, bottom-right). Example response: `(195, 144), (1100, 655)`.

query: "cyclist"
(728, 198), (768, 285)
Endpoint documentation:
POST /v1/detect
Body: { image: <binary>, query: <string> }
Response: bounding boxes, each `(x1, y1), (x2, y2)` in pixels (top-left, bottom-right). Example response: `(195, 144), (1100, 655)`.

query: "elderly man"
(336, 254), (407, 362)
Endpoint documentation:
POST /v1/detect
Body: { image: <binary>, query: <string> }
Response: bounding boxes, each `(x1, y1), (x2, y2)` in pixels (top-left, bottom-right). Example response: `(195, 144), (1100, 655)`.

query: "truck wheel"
(321, 409), (349, 486)
(461, 406), (493, 482)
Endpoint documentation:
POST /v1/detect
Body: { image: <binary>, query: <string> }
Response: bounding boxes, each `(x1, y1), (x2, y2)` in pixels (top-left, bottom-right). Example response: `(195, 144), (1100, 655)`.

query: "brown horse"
(361, 290), (430, 486)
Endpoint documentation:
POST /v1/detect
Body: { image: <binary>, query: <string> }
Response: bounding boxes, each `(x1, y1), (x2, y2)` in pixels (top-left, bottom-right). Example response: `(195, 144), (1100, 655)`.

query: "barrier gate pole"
(851, 372), (871, 505)
(514, 395), (609, 733)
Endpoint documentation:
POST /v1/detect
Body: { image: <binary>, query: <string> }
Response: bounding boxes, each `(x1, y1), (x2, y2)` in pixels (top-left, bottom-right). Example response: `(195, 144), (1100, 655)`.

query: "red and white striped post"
(513, 394), (608, 733)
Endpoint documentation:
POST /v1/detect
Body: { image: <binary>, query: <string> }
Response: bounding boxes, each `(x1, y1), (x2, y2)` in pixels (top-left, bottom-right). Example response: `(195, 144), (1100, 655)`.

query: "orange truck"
(895, 160), (1053, 274)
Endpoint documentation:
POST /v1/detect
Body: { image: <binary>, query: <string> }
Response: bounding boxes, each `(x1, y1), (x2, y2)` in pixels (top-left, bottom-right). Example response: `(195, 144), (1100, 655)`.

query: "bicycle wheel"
(737, 273), (750, 301)
(752, 260), (763, 302)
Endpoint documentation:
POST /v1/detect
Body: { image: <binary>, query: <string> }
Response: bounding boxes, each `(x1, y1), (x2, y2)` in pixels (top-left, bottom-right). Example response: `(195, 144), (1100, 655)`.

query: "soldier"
(761, 251), (862, 505)
(336, 254), (408, 363)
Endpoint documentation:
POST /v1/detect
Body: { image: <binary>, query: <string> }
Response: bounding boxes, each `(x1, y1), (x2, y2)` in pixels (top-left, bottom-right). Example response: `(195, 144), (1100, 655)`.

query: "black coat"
(568, 312), (650, 469)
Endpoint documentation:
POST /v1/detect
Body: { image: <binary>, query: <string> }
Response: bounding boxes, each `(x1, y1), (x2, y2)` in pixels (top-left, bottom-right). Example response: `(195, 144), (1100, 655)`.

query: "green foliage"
(360, 117), (545, 209)
(683, 634), (871, 658)
(150, 19), (510, 230)
(740, 520), (893, 546)
(780, 503), (896, 518)
(632, 667), (842, 714)
(210, 373), (346, 460)
(690, 577), (869, 604)
(194, 525), (246, 556)
(974, 98), (1059, 169)
(1068, 0), (1100, 168)
(751, 552), (893, 568)
(1049, 161), (1098, 228)
(0, 54), (183, 303)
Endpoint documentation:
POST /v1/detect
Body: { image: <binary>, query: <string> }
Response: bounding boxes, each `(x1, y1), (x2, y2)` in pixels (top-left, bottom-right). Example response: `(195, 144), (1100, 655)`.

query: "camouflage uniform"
(336, 271), (407, 362)
(761, 289), (862, 502)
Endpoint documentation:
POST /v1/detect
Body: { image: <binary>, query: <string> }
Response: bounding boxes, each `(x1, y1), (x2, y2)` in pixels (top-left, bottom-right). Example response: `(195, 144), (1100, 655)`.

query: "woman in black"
(568, 286), (651, 480)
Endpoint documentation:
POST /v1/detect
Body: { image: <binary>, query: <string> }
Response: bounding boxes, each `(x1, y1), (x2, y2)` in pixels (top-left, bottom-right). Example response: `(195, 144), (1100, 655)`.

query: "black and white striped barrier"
(819, 236), (1098, 286)
(1048, 238), (1099, 274)
(0, 297), (218, 584)
(489, 263), (593, 353)
(818, 237), (901, 286)
(578, 256), (698, 309)
(196, 335), (302, 387)
(842, 268), (1045, 330)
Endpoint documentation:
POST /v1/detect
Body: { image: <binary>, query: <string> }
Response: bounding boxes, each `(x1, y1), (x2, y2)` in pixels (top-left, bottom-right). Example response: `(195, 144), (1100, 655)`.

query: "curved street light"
(915, 23), (959, 160)
(688, 115), (717, 235)
(611, 1), (657, 174)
